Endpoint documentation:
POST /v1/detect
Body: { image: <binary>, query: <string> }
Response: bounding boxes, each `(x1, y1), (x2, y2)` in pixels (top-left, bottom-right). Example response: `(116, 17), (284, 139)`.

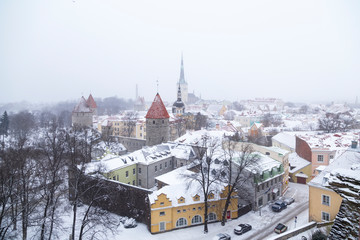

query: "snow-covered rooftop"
(288, 152), (310, 173)
(84, 142), (196, 174)
(296, 131), (360, 150)
(308, 146), (360, 189)
(272, 132), (296, 150)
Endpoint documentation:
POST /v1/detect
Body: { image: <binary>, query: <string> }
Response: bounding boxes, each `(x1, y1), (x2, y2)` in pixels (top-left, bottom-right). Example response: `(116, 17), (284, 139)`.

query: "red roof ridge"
(87, 94), (97, 108)
(145, 93), (170, 119)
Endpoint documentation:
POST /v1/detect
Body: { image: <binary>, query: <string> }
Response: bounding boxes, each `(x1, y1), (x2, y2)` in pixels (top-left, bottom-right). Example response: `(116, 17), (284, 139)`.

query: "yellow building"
(135, 120), (146, 140)
(308, 149), (360, 222)
(149, 181), (238, 233)
(288, 152), (312, 184)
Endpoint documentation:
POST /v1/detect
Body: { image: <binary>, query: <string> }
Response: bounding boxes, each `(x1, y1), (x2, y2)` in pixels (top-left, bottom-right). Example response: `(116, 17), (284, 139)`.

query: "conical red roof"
(87, 94), (97, 108)
(145, 93), (170, 119)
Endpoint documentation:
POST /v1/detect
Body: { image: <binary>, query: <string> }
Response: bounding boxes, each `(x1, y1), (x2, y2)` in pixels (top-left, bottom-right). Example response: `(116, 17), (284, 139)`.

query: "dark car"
(234, 223), (252, 235)
(271, 200), (287, 212)
(274, 223), (288, 234)
(212, 233), (231, 240)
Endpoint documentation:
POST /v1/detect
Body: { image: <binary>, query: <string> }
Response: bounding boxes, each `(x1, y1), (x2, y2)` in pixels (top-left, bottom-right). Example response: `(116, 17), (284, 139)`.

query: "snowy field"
(22, 183), (309, 240)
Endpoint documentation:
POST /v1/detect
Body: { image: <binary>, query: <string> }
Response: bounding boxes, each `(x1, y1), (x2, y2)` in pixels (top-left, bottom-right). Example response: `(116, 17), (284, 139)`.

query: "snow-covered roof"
(288, 152), (310, 173)
(84, 142), (196, 174)
(262, 146), (289, 156)
(232, 152), (282, 174)
(149, 169), (227, 207)
(296, 131), (360, 150)
(295, 172), (309, 178)
(308, 147), (360, 189)
(155, 166), (193, 186)
(175, 130), (234, 145)
(272, 132), (296, 149)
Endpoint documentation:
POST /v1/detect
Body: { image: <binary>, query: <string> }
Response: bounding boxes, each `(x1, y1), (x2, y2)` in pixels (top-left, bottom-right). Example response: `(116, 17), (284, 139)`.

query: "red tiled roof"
(73, 96), (92, 113)
(145, 93), (170, 119)
(87, 94), (97, 108)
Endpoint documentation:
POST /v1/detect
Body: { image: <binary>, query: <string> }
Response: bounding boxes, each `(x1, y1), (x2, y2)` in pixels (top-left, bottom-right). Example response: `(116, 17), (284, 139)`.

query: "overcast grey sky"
(0, 0), (359, 104)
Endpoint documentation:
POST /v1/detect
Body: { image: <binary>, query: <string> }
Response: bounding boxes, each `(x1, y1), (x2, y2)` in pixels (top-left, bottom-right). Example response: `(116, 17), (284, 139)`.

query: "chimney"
(351, 140), (358, 149)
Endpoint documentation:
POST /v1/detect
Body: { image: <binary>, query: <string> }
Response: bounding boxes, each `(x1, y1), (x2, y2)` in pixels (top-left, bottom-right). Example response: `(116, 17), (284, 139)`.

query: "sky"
(0, 0), (359, 105)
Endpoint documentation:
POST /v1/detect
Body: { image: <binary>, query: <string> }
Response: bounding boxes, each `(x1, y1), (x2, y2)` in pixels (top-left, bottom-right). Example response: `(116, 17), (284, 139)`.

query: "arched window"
(176, 218), (187, 228)
(208, 212), (217, 222)
(191, 215), (202, 225)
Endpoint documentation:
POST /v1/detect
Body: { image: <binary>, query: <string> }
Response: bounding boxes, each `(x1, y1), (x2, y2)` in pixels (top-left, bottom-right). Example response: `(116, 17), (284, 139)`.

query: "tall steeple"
(177, 83), (182, 101)
(179, 53), (186, 84)
(177, 54), (188, 104)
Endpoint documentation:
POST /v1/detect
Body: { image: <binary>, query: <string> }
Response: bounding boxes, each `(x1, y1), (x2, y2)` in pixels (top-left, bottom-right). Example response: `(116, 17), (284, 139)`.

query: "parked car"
(271, 200), (287, 212)
(212, 233), (231, 240)
(274, 223), (288, 234)
(234, 223), (252, 235)
(283, 197), (295, 205)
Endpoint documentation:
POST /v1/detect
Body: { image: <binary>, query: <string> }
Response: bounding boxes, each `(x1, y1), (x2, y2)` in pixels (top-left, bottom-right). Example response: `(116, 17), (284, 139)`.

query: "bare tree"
(261, 113), (283, 127)
(219, 140), (259, 225)
(318, 112), (356, 133)
(7, 111), (39, 240)
(37, 120), (67, 240)
(184, 134), (221, 233)
(121, 111), (138, 138)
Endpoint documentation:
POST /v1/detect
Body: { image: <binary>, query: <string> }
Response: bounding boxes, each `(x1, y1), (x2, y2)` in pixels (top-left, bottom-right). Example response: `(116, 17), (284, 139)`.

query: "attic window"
(160, 202), (164, 206)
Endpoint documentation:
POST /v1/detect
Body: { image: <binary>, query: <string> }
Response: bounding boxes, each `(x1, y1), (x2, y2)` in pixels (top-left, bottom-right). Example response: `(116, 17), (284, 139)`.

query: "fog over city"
(0, 0), (359, 104)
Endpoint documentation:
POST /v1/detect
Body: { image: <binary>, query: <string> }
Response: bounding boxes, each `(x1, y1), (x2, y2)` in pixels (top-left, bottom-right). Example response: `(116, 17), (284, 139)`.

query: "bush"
(312, 230), (327, 240)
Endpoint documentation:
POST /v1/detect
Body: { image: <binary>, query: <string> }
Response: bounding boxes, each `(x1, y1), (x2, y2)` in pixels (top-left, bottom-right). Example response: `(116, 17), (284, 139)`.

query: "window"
(258, 197), (263, 207)
(127, 182), (130, 184)
(192, 208), (196, 211)
(153, 120), (155, 124)
(116, 175), (119, 181)
(132, 180), (135, 185)
(159, 211), (165, 216)
(159, 222), (165, 231)
(176, 218), (187, 227)
(133, 168), (135, 175)
(266, 182), (269, 188)
(198, 207), (201, 210)
(160, 164), (162, 170)
(275, 178), (277, 184)
(271, 179), (273, 185)
(191, 215), (202, 225)
(321, 212), (330, 221)
(139, 179), (141, 186)
(140, 133), (142, 137)
(257, 186), (259, 192)
(112, 176), (116, 180)
(322, 195), (330, 206)
(138, 168), (142, 174)
(262, 184), (264, 190)
(162, 120), (164, 124)
(177, 210), (181, 213)
(330, 155), (334, 160)
(208, 212), (217, 221)
(155, 166), (157, 172)
(126, 171), (129, 177)
(160, 202), (164, 206)
(318, 155), (324, 162)
(165, 162), (167, 168)
(267, 193), (270, 202)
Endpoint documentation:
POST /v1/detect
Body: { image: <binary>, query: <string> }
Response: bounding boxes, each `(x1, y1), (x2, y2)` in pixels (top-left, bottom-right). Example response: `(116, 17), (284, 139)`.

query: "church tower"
(145, 93), (170, 146)
(177, 54), (188, 104)
(172, 84), (185, 116)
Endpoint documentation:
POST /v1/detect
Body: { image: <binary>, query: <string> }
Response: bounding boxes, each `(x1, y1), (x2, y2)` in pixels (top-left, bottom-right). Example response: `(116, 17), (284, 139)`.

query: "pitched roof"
(73, 96), (92, 113)
(86, 94), (97, 108)
(145, 93), (170, 119)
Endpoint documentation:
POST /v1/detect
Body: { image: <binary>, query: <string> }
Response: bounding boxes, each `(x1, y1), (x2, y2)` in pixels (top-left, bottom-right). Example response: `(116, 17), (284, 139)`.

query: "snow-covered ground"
(20, 182), (309, 240)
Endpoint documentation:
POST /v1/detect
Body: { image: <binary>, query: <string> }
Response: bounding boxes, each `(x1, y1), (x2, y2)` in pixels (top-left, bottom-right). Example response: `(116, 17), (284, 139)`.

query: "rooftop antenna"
(156, 79), (159, 93)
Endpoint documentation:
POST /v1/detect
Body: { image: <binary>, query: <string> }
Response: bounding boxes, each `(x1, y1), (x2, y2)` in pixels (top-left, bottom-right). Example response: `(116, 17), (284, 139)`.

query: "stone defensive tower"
(145, 93), (170, 146)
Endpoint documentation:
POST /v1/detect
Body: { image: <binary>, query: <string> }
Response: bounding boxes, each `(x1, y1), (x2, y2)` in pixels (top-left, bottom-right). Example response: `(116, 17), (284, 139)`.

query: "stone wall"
(116, 136), (146, 152)
(146, 118), (169, 146)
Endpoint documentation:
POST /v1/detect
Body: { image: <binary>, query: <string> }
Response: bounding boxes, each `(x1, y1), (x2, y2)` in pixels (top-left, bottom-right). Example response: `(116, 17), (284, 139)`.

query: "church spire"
(179, 53), (186, 84)
(177, 83), (182, 101)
